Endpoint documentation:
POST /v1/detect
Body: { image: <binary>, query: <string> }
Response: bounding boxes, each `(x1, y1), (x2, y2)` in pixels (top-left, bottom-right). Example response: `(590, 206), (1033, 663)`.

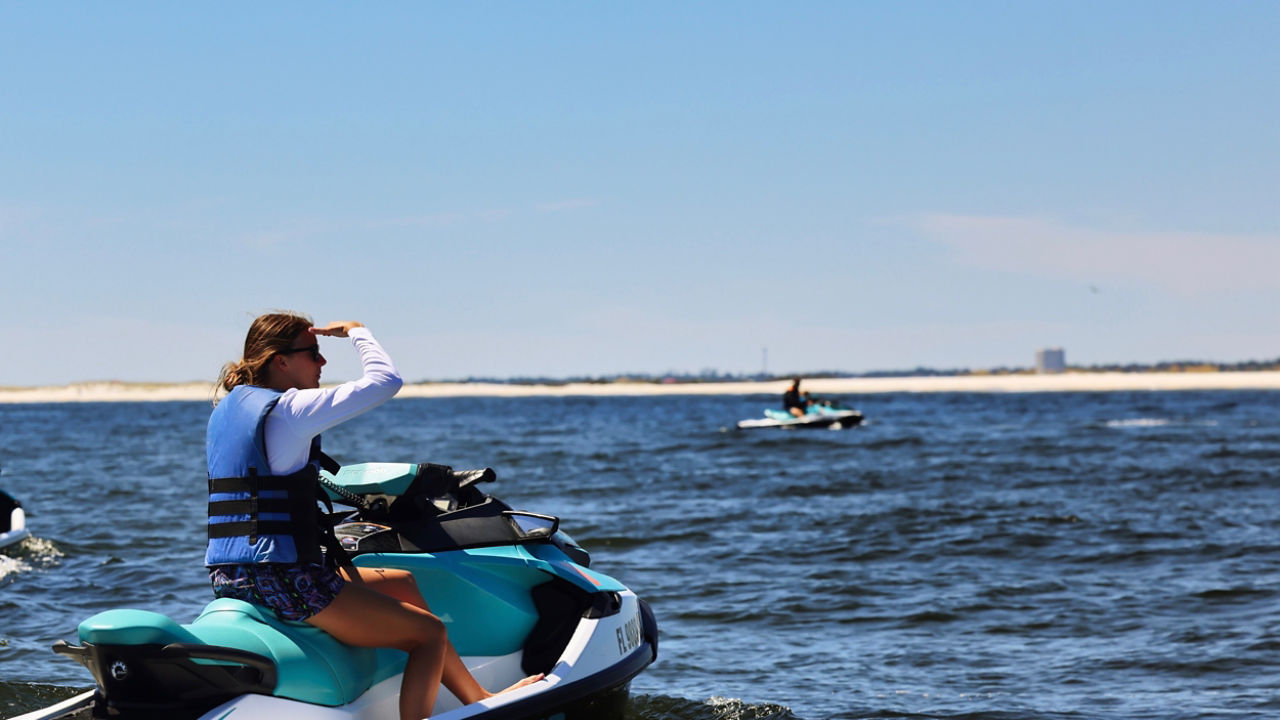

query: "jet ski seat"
(74, 599), (404, 707)
(190, 599), (404, 704)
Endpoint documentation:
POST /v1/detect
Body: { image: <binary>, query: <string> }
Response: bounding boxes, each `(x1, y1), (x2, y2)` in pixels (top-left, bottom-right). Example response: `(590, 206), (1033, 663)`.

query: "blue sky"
(3, 2), (1277, 385)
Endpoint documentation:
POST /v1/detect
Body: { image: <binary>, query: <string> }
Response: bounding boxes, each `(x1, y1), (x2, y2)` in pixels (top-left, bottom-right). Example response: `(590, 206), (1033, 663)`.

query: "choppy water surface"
(2, 391), (1279, 719)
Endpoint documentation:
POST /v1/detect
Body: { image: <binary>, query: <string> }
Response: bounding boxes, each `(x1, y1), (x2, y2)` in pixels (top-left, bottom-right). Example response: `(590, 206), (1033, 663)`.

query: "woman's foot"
(495, 674), (544, 695)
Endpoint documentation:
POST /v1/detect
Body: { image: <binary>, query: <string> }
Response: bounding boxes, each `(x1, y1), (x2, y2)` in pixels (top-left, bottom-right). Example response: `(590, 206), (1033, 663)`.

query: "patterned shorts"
(209, 563), (346, 622)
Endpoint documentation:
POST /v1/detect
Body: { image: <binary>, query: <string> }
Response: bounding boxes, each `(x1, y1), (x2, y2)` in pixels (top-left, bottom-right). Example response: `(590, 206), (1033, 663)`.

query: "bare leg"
(340, 567), (544, 704)
(307, 582), (447, 720)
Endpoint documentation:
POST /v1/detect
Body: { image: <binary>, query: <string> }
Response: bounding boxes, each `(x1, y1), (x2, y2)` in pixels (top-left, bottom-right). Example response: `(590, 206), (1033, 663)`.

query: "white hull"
(1, 507), (29, 551)
(737, 408), (863, 430)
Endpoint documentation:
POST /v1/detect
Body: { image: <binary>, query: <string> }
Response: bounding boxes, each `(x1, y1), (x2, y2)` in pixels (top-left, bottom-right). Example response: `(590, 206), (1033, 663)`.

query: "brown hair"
(215, 311), (314, 396)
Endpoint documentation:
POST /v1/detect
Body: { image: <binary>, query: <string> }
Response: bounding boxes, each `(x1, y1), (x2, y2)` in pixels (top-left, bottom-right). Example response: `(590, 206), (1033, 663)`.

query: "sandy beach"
(3, 371), (1280, 403)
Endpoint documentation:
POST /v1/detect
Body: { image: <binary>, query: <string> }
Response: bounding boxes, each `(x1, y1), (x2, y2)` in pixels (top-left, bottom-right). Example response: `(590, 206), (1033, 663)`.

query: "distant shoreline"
(3, 371), (1280, 403)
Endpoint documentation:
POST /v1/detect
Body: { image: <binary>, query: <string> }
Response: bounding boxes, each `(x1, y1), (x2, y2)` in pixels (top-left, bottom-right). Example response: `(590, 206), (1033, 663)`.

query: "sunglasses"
(277, 344), (322, 362)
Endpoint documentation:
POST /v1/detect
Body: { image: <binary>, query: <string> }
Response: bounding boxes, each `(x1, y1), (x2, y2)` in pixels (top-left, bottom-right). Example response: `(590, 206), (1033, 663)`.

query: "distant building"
(1036, 347), (1066, 374)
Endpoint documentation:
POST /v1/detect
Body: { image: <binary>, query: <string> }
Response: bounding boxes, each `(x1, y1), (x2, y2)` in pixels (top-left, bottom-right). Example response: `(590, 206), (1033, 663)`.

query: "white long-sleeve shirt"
(263, 327), (402, 474)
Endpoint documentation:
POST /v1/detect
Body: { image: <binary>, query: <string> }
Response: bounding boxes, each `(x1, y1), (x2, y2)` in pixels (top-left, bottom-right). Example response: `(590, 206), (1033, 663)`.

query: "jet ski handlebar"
(417, 464), (495, 499)
(451, 467), (495, 490)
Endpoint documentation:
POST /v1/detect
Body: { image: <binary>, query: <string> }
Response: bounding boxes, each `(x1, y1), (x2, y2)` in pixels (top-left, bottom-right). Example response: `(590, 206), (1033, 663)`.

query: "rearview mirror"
(504, 511), (559, 540)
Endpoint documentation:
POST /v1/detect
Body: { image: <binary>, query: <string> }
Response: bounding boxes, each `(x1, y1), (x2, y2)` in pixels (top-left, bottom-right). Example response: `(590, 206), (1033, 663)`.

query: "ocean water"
(2, 391), (1279, 719)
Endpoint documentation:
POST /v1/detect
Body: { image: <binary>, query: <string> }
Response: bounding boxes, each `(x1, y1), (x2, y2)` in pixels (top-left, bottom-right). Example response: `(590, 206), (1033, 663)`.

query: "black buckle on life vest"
(246, 468), (259, 543)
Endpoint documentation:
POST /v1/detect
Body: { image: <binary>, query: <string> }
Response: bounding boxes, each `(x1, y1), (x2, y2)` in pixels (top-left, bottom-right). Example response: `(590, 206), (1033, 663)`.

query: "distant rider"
(783, 377), (807, 417)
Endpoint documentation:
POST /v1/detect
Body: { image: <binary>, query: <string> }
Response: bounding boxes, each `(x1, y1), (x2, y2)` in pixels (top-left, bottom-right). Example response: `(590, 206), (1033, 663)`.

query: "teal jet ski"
(19, 462), (657, 720)
(736, 404), (864, 430)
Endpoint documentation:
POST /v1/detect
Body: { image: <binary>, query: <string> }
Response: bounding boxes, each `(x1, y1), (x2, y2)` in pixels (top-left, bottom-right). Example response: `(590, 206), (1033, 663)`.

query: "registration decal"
(616, 611), (642, 655)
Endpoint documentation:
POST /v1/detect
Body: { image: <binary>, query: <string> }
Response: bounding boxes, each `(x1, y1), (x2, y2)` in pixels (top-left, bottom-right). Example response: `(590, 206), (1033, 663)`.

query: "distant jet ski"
(0, 487), (29, 552)
(737, 405), (864, 430)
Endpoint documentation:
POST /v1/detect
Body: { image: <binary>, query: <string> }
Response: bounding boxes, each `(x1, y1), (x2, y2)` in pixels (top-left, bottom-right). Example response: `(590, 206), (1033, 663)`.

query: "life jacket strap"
(208, 519), (302, 539)
(209, 476), (297, 494)
(316, 451), (341, 476)
(208, 498), (295, 516)
(311, 451), (353, 572)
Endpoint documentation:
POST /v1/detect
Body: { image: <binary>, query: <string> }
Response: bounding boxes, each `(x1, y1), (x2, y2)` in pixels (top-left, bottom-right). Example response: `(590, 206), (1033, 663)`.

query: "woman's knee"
(403, 612), (447, 649)
(388, 570), (421, 594)
(346, 567), (428, 607)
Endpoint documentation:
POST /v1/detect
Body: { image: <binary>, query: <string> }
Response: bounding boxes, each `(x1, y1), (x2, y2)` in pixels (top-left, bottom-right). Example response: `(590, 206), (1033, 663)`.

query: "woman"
(206, 312), (540, 720)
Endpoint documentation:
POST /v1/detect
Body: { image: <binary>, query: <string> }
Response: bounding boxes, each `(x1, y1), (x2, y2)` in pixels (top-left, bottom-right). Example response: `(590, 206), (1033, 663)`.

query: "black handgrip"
(52, 639), (89, 660)
(160, 643), (278, 690)
(418, 464), (496, 497)
(454, 467), (496, 489)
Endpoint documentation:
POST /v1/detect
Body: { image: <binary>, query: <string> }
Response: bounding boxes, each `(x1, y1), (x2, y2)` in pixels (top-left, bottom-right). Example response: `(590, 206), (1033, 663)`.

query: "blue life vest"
(205, 385), (326, 566)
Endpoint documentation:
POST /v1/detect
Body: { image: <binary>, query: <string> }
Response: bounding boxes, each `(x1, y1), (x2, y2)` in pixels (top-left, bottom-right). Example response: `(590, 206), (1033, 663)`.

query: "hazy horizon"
(11, 352), (1280, 390)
